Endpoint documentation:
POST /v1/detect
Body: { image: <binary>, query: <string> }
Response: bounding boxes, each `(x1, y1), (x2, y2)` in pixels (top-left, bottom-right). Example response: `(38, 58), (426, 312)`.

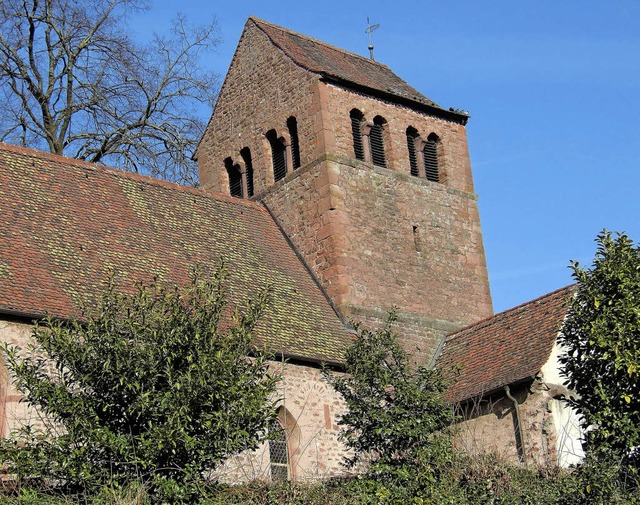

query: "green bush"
(560, 231), (640, 480)
(0, 265), (279, 501)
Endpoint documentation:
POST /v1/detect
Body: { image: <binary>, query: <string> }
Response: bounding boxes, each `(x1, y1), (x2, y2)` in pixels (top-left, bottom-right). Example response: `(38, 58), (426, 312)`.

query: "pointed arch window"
(225, 157), (243, 198)
(269, 418), (289, 482)
(350, 109), (365, 161)
(423, 133), (440, 183)
(406, 127), (420, 177)
(240, 147), (254, 197)
(370, 116), (387, 168)
(287, 117), (301, 170)
(267, 129), (287, 182)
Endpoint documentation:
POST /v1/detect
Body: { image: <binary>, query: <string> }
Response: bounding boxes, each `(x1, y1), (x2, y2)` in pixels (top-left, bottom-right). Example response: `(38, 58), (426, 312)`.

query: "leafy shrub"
(325, 310), (454, 482)
(0, 265), (279, 501)
(560, 231), (640, 478)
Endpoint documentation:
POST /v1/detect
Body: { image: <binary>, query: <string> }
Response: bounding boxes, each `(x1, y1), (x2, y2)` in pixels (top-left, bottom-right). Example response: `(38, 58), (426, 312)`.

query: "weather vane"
(365, 17), (380, 61)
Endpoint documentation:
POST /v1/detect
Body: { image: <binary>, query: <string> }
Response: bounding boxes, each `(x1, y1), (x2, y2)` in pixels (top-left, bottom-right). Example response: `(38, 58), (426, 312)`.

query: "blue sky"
(132, 1), (640, 313)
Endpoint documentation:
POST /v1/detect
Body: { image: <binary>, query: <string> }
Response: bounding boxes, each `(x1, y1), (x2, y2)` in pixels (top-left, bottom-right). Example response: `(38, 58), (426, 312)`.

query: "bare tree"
(0, 0), (219, 185)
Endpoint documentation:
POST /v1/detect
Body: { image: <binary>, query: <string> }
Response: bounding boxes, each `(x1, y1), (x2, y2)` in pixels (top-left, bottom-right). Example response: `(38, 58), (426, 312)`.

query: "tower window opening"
(370, 116), (387, 168)
(225, 157), (243, 198)
(350, 109), (365, 161)
(240, 147), (254, 197)
(269, 418), (289, 482)
(423, 133), (440, 183)
(287, 117), (301, 170)
(267, 129), (287, 182)
(406, 127), (419, 177)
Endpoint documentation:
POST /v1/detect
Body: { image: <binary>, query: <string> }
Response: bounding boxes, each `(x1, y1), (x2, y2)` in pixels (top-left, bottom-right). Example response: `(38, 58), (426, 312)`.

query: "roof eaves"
(453, 376), (536, 405)
(320, 75), (469, 125)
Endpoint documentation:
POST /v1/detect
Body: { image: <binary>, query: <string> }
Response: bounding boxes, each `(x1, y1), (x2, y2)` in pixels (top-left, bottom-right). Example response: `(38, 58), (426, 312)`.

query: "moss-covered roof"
(0, 143), (353, 364)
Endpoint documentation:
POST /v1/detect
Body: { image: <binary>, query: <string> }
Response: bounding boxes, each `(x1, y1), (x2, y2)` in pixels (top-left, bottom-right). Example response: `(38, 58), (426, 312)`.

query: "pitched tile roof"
(250, 17), (465, 121)
(438, 286), (575, 402)
(0, 143), (353, 364)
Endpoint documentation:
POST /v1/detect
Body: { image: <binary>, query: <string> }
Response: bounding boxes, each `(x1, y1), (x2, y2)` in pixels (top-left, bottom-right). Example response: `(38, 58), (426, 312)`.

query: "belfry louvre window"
(350, 109), (365, 161)
(267, 129), (287, 182)
(269, 419), (289, 482)
(423, 134), (440, 182)
(406, 127), (419, 177)
(240, 147), (254, 197)
(287, 117), (301, 170)
(225, 158), (243, 198)
(370, 116), (387, 168)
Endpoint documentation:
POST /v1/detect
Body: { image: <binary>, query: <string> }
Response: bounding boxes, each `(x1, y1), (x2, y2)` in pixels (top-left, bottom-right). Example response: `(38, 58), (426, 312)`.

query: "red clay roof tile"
(250, 17), (443, 111)
(0, 143), (353, 363)
(438, 285), (575, 402)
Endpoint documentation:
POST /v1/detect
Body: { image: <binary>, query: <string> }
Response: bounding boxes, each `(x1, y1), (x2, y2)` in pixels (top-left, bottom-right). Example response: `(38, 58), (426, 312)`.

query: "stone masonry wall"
(318, 80), (476, 194)
(0, 318), (45, 437)
(216, 361), (349, 483)
(262, 155), (492, 363)
(196, 20), (324, 195)
(454, 379), (560, 468)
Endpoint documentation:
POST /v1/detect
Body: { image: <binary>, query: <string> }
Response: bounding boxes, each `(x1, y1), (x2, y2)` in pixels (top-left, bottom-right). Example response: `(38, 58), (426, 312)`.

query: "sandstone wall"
(262, 155), (491, 363)
(216, 361), (348, 482)
(196, 20), (324, 195)
(0, 318), (44, 437)
(454, 379), (561, 468)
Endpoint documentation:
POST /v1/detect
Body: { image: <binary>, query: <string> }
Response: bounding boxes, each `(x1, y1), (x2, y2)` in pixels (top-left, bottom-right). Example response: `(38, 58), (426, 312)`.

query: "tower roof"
(438, 285), (575, 402)
(249, 18), (466, 121)
(0, 143), (352, 364)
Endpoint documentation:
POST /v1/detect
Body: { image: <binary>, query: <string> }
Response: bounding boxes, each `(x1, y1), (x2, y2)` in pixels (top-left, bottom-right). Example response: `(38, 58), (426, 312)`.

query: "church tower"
(195, 18), (493, 363)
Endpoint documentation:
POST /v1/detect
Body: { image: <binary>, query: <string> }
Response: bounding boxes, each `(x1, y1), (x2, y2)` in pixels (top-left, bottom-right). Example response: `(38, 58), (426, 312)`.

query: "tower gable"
(196, 18), (326, 195)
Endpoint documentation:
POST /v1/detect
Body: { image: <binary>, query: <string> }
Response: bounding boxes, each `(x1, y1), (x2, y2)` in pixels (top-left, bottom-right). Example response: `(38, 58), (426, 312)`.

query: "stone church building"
(0, 18), (581, 481)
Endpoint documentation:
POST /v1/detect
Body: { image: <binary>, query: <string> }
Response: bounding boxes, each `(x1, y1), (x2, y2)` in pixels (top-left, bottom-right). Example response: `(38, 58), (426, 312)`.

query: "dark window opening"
(267, 129), (287, 182)
(423, 133), (440, 182)
(406, 127), (419, 177)
(225, 157), (243, 198)
(287, 117), (301, 170)
(350, 109), (365, 161)
(370, 116), (387, 168)
(240, 147), (254, 197)
(269, 419), (289, 482)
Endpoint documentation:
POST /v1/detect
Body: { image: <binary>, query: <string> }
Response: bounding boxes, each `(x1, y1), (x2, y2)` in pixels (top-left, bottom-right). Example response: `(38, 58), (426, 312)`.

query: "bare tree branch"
(0, 0), (219, 185)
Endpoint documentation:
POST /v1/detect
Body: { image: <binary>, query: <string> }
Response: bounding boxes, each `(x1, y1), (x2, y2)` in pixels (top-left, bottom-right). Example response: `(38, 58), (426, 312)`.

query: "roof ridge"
(0, 142), (263, 210)
(445, 284), (575, 343)
(248, 17), (393, 72)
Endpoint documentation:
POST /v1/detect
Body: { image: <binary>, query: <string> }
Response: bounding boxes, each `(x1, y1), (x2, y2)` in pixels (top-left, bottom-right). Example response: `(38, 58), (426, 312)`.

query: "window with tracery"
(269, 418), (289, 482)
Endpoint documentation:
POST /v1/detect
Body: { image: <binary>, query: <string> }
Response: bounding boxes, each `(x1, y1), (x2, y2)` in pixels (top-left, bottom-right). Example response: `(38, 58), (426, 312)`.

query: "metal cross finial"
(365, 17), (380, 61)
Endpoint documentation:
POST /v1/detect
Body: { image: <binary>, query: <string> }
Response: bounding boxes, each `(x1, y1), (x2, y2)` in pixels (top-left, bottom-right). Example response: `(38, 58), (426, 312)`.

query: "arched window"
(225, 157), (243, 198)
(349, 109), (365, 161)
(267, 129), (287, 182)
(287, 117), (301, 170)
(423, 133), (440, 183)
(370, 116), (387, 168)
(406, 126), (420, 177)
(240, 147), (254, 197)
(269, 417), (289, 482)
